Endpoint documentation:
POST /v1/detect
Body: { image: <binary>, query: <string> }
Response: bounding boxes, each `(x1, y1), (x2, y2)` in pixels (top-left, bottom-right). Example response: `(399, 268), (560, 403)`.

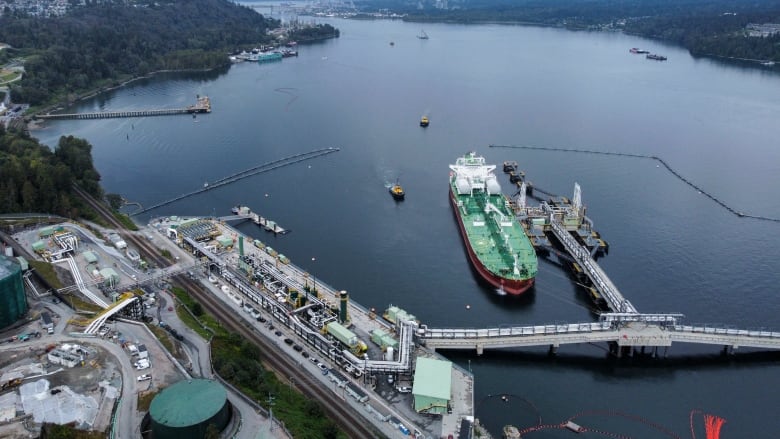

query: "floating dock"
(229, 205), (289, 235)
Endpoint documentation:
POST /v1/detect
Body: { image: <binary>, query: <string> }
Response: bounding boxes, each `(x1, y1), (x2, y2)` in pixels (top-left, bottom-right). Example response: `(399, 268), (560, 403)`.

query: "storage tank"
(149, 379), (230, 439)
(0, 255), (27, 330)
(384, 346), (395, 362)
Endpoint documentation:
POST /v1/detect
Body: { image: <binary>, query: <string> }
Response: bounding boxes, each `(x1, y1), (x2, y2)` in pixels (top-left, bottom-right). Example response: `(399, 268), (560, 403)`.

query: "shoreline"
(26, 67), (218, 131)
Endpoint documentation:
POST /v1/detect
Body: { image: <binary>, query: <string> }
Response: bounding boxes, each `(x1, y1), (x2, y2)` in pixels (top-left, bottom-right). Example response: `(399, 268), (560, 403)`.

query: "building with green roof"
(99, 268), (119, 287)
(149, 379), (230, 439)
(412, 357), (452, 415)
(82, 251), (98, 265)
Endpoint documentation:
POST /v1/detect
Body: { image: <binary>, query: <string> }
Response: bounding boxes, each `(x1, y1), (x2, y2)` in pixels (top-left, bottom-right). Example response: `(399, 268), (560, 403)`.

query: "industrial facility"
(0, 254), (27, 329)
(412, 357), (452, 415)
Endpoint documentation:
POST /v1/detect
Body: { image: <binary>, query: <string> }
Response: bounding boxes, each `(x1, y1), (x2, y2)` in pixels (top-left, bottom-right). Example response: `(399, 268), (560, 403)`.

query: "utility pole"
(267, 392), (276, 431)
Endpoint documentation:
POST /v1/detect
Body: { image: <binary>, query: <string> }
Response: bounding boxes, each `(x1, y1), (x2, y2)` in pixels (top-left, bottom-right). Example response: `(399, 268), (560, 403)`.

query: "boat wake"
(274, 87), (299, 111)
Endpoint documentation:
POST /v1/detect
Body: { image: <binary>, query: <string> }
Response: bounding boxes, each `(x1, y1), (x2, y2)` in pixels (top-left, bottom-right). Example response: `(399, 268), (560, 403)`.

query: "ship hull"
(449, 188), (535, 295)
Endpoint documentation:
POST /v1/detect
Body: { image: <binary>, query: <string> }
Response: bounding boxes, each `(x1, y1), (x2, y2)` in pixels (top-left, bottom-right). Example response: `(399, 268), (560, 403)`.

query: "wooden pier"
(35, 96), (211, 120)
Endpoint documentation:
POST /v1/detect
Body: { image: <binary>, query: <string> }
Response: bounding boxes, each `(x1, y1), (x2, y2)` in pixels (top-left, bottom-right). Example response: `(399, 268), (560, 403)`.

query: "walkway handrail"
(546, 210), (637, 313)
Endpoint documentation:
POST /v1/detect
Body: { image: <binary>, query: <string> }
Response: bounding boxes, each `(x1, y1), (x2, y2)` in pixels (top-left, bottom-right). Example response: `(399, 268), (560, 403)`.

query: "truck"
(41, 312), (54, 334)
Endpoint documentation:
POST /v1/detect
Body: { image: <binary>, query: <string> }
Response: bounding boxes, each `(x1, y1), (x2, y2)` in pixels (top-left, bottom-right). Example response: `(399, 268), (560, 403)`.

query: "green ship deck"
(453, 190), (537, 281)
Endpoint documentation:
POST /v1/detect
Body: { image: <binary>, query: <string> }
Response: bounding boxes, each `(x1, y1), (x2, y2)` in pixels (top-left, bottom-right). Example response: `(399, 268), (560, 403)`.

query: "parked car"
(137, 374), (152, 382)
(396, 386), (412, 393)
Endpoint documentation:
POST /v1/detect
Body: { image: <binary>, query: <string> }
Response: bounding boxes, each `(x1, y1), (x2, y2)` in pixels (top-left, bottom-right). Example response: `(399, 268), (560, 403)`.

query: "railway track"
(72, 186), (380, 438)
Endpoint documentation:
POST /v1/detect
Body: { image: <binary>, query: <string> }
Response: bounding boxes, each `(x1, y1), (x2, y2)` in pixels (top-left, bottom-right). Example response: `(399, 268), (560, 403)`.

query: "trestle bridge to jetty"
(418, 313), (780, 356)
(35, 96), (211, 121)
(418, 169), (780, 358)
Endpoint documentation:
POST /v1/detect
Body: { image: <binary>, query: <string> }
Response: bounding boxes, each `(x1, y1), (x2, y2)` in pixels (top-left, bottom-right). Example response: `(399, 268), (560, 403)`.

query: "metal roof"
(150, 379), (227, 427)
(82, 251), (98, 264)
(412, 357), (451, 400)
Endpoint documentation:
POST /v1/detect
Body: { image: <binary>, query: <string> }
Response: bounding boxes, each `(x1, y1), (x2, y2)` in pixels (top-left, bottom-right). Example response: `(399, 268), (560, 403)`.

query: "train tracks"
(72, 186), (380, 438)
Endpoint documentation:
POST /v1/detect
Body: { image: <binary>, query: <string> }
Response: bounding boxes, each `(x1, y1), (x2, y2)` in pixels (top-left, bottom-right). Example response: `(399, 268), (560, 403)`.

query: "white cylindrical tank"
(384, 346), (394, 362)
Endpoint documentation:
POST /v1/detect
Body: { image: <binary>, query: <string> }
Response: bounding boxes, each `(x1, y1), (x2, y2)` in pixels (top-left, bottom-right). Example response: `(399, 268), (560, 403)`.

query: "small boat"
(629, 47), (649, 54)
(420, 116), (429, 127)
(389, 181), (405, 200)
(417, 30), (429, 40)
(646, 53), (667, 61)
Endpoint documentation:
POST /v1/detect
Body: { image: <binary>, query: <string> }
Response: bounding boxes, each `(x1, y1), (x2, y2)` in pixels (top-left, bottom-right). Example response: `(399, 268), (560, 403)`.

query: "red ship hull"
(449, 189), (535, 295)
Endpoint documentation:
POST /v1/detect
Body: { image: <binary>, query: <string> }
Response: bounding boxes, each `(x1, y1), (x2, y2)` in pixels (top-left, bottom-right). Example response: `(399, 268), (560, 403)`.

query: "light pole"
(267, 392), (276, 431)
(311, 257), (316, 297)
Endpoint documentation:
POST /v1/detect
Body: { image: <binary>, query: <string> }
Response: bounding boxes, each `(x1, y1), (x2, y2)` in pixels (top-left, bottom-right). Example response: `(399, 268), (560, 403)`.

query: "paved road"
(157, 288), (290, 439)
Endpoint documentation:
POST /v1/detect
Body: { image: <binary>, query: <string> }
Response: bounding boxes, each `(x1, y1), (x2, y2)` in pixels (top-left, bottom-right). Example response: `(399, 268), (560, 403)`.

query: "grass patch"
(159, 248), (173, 261)
(170, 286), (226, 339)
(0, 70), (20, 83)
(137, 388), (162, 412)
(67, 295), (104, 313)
(28, 260), (64, 290)
(146, 324), (175, 354)
(212, 335), (347, 439)
(40, 423), (106, 438)
(112, 211), (138, 231)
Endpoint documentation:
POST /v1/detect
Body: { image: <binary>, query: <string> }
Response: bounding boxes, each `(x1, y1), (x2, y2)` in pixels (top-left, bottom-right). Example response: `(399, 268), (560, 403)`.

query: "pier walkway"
(36, 96), (211, 120)
(418, 314), (780, 355)
(546, 206), (637, 313)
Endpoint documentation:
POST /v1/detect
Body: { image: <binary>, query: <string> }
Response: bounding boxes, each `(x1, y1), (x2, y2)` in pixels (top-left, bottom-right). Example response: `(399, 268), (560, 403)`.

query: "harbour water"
(35, 16), (780, 438)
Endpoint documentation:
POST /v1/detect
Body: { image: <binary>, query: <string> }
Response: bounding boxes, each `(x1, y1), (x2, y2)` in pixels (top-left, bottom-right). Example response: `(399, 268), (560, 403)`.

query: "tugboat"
(420, 116), (429, 127)
(389, 180), (405, 200)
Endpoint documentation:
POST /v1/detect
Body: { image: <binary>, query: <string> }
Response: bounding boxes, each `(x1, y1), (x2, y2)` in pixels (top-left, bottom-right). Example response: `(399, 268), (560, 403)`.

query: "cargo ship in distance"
(449, 152), (538, 295)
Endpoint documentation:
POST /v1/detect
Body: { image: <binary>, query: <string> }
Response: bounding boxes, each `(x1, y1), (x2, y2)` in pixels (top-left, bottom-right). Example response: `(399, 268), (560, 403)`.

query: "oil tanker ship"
(449, 152), (538, 294)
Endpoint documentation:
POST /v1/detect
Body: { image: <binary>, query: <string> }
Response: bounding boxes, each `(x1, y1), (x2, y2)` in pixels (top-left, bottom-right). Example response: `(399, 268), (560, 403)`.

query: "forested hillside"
(0, 0), (279, 106)
(361, 0), (780, 63)
(0, 125), (101, 217)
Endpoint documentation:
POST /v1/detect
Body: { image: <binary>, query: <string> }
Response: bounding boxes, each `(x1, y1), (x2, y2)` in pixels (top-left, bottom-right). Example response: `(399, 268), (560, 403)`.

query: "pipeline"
(490, 144), (780, 223)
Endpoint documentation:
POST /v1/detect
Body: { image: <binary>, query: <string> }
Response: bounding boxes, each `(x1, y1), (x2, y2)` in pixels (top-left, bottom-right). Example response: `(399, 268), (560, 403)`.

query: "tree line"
(365, 0), (780, 62)
(0, 125), (102, 217)
(0, 0), (281, 106)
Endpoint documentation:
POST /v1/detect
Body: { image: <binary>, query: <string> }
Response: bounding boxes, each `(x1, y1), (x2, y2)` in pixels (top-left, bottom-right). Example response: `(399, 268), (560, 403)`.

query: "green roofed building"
(99, 268), (119, 287)
(38, 226), (55, 237)
(82, 251), (98, 265)
(31, 240), (46, 253)
(216, 235), (234, 248)
(150, 379), (230, 439)
(412, 357), (452, 415)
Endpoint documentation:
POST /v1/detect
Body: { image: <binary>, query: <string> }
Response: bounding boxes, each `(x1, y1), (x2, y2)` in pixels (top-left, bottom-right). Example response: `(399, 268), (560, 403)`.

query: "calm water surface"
(36, 17), (780, 438)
